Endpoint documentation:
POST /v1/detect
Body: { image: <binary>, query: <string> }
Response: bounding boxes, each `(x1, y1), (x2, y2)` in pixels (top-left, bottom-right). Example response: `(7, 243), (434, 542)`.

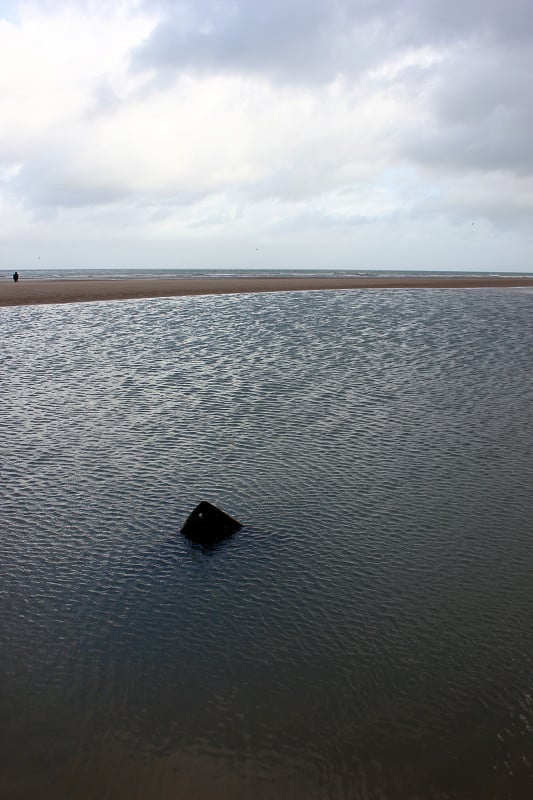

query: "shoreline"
(1, 275), (533, 307)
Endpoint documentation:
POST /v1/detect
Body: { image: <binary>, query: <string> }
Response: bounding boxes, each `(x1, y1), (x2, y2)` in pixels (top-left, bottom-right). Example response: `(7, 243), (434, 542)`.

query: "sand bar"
(1, 274), (532, 307)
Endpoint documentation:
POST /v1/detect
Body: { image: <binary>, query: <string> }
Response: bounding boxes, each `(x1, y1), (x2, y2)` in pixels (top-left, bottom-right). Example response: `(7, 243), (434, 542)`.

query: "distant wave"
(2, 267), (532, 281)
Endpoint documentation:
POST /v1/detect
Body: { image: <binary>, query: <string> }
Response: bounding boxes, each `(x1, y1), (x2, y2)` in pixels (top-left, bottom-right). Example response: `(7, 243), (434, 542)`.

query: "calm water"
(1, 288), (532, 799)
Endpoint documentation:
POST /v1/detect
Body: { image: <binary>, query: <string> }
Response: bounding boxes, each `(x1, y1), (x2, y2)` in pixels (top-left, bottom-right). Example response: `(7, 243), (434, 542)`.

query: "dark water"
(1, 289), (532, 799)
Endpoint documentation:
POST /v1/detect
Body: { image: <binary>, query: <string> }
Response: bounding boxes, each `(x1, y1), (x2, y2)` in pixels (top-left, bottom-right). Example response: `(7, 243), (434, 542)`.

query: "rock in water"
(181, 501), (242, 542)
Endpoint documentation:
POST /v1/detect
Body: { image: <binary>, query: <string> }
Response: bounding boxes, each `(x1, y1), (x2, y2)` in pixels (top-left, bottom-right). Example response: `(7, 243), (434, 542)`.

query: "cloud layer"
(1, 0), (532, 270)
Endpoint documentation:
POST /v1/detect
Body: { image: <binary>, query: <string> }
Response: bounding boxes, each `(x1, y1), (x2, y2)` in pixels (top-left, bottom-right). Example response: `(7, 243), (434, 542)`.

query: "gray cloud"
(398, 0), (533, 47)
(8, 153), (128, 210)
(135, 0), (533, 83)
(402, 38), (533, 176)
(134, 0), (396, 83)
(271, 207), (378, 235)
(132, 0), (533, 184)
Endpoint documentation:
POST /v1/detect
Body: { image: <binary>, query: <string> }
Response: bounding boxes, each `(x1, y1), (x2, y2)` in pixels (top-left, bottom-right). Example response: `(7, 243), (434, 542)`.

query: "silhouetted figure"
(13, 272), (19, 283)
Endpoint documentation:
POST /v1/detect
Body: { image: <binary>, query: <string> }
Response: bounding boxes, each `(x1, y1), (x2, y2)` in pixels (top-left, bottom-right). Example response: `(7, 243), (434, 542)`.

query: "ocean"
(2, 267), (533, 281)
(1, 281), (532, 799)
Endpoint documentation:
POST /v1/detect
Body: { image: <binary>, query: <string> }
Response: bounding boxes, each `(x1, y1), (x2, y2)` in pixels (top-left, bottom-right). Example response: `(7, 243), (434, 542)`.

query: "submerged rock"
(181, 501), (242, 542)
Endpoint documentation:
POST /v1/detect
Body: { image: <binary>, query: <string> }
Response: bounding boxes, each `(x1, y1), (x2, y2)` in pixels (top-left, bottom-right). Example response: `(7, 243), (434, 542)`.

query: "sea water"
(1, 287), (532, 799)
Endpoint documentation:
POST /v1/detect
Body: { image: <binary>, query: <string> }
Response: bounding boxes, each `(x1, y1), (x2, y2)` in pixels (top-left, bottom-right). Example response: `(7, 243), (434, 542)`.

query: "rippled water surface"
(1, 289), (532, 799)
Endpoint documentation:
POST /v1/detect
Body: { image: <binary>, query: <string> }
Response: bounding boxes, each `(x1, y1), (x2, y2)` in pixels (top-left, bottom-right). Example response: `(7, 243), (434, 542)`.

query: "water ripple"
(1, 289), (532, 799)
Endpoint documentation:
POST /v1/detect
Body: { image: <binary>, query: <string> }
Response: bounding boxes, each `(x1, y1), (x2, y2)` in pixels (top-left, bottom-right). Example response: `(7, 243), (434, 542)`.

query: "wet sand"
(1, 274), (532, 307)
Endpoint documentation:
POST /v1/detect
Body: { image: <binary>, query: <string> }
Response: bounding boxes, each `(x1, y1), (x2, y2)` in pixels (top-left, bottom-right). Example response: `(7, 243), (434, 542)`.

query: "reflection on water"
(1, 289), (532, 799)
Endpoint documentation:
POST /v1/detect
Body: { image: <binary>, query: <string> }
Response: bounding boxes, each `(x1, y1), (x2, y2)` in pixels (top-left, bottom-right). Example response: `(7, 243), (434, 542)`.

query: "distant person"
(13, 271), (19, 283)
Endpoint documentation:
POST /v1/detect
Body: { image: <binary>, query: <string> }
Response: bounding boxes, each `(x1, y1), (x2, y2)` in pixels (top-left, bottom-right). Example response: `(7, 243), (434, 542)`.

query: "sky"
(1, 0), (532, 272)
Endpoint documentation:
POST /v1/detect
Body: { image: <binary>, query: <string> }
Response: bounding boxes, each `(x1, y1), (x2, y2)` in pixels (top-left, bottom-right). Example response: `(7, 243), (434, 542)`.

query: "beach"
(1, 274), (533, 306)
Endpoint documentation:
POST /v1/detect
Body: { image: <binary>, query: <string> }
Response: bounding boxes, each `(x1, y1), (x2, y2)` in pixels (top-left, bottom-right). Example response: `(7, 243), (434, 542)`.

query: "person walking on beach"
(12, 271), (19, 283)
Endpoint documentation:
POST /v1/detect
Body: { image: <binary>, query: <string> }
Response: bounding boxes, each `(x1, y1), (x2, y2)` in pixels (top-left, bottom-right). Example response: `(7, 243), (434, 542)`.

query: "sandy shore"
(1, 274), (532, 307)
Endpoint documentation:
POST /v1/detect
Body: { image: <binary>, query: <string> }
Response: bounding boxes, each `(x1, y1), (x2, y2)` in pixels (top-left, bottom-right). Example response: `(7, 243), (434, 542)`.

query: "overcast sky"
(1, 0), (532, 271)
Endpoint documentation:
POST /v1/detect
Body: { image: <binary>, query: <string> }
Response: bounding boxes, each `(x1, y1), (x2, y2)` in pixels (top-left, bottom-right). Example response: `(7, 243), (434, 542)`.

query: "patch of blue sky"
(0, 0), (19, 23)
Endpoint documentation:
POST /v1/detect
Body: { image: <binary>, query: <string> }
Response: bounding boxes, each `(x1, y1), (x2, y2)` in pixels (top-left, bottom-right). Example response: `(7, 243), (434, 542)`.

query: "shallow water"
(1, 289), (532, 799)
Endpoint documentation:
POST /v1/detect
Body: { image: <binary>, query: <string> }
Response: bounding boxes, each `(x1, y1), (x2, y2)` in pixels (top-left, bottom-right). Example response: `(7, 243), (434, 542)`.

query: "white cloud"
(0, 0), (532, 270)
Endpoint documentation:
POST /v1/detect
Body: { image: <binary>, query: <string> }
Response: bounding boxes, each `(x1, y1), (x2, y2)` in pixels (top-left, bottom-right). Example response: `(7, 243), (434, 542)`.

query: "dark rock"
(181, 501), (242, 542)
